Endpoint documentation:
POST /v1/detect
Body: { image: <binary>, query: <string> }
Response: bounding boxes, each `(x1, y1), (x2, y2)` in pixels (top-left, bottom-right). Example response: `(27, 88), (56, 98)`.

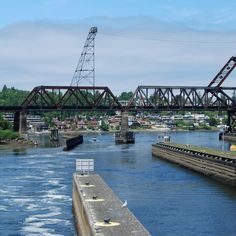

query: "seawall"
(72, 173), (151, 236)
(152, 143), (236, 187)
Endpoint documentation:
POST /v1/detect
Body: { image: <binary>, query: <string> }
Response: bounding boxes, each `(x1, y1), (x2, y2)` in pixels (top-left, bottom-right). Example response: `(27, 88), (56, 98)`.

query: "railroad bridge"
(1, 84), (236, 133)
(1, 26), (236, 134)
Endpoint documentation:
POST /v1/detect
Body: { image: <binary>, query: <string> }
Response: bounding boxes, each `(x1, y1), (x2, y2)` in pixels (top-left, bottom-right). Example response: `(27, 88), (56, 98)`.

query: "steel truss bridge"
(1, 85), (236, 113)
(0, 54), (234, 112)
(2, 84), (236, 131)
(0, 26), (236, 130)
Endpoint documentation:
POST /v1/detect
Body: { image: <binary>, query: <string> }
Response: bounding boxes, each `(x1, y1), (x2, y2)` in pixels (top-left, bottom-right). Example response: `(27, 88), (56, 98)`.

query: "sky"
(1, 0), (236, 94)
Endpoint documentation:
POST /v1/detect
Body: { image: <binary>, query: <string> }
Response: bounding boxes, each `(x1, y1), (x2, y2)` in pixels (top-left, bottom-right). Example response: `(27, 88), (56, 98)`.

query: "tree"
(100, 120), (109, 131)
(118, 91), (133, 101)
(2, 85), (7, 92)
(208, 117), (218, 127)
(0, 120), (11, 130)
(0, 87), (29, 106)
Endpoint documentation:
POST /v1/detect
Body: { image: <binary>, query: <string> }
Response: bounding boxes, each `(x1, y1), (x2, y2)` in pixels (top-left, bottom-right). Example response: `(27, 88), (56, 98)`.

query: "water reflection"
(120, 155), (136, 164)
(13, 148), (27, 155)
(28, 133), (65, 148)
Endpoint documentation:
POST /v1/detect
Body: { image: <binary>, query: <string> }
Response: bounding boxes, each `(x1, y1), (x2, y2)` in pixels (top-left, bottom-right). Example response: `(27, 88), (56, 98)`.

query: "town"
(2, 111), (227, 133)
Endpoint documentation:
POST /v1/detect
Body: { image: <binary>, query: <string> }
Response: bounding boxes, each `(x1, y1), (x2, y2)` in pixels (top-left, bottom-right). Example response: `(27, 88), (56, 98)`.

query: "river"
(0, 131), (236, 236)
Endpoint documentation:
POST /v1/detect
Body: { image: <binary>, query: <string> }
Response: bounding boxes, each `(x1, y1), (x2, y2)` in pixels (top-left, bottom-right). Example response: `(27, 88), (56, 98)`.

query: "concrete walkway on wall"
(72, 173), (151, 236)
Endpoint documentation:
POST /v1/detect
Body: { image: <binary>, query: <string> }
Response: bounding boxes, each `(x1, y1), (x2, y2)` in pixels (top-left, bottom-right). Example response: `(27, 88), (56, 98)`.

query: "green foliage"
(118, 91), (133, 101)
(100, 120), (109, 131)
(0, 87), (29, 106)
(42, 112), (60, 127)
(208, 117), (219, 127)
(0, 130), (19, 140)
(197, 124), (211, 130)
(174, 120), (187, 129)
(0, 120), (11, 130)
(2, 85), (7, 91)
(222, 116), (228, 125)
(0, 114), (12, 130)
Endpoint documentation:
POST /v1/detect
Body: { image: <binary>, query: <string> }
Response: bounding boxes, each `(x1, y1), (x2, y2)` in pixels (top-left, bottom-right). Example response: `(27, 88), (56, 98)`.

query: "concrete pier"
(152, 143), (236, 187)
(72, 173), (150, 236)
(115, 112), (135, 144)
(13, 111), (27, 134)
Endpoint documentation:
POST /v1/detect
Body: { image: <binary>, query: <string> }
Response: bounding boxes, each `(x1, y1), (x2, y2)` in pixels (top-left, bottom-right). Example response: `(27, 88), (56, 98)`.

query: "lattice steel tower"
(71, 26), (97, 86)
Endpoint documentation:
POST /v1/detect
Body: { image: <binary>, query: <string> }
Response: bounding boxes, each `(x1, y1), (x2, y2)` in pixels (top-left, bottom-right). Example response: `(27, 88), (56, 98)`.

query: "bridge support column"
(13, 111), (20, 132)
(115, 111), (135, 144)
(227, 111), (236, 132)
(121, 111), (129, 134)
(14, 111), (27, 134)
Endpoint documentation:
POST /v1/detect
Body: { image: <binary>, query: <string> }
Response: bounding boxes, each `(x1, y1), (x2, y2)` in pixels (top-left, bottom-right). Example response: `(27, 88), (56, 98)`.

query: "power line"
(100, 32), (236, 45)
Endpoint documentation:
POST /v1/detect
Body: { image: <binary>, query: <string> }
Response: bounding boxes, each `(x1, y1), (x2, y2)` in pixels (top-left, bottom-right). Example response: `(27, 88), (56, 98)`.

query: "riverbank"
(0, 138), (37, 150)
(59, 127), (221, 135)
(0, 128), (221, 151)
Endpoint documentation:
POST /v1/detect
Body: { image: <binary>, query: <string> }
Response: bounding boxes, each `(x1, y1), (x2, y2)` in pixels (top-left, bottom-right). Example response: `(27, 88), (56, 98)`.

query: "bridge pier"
(14, 111), (27, 134)
(219, 111), (236, 141)
(115, 111), (135, 144)
(227, 110), (236, 132)
(13, 111), (20, 132)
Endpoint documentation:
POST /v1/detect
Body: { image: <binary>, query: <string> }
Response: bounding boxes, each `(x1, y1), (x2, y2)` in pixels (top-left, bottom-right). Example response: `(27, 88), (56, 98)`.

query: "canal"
(0, 131), (236, 235)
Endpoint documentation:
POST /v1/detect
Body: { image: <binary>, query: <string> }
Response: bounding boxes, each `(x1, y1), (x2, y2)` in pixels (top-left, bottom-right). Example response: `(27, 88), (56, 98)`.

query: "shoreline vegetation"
(0, 130), (37, 150)
(0, 129), (19, 140)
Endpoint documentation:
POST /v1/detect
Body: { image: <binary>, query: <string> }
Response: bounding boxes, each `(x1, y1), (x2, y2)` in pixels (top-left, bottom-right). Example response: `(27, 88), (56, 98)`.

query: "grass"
(0, 129), (19, 140)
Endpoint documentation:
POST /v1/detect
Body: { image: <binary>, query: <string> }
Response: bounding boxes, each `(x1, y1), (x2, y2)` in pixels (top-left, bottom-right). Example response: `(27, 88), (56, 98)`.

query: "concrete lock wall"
(72, 176), (94, 235)
(152, 144), (236, 187)
(72, 174), (151, 236)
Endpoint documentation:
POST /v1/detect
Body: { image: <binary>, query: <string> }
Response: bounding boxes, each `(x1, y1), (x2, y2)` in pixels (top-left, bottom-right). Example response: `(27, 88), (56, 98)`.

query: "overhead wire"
(99, 31), (236, 45)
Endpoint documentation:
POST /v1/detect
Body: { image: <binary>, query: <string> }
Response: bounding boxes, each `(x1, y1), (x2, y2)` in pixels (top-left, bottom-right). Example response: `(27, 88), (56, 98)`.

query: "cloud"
(0, 17), (236, 95)
(161, 5), (199, 19)
(207, 8), (236, 25)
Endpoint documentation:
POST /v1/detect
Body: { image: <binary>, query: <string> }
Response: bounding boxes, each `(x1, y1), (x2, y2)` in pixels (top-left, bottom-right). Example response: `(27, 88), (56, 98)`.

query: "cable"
(99, 32), (236, 45)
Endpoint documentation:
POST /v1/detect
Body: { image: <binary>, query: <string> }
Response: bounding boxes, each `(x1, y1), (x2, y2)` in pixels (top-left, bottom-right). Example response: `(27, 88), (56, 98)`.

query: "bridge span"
(1, 84), (236, 133)
(0, 51), (235, 133)
(1, 85), (236, 112)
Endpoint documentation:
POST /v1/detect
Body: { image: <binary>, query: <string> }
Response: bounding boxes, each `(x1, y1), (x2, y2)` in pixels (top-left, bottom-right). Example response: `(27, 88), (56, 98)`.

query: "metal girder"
(208, 56), (236, 87)
(126, 86), (236, 111)
(1, 85), (236, 112)
(21, 86), (123, 111)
